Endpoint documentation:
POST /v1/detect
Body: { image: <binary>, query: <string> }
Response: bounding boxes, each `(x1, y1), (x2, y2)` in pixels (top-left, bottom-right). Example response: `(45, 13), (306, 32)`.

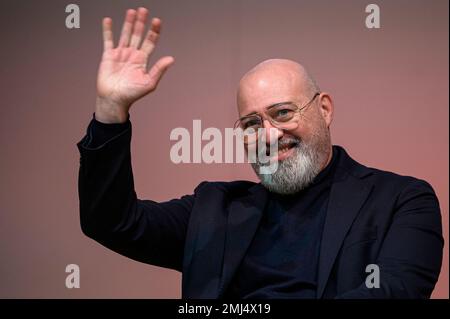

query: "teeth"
(278, 145), (291, 154)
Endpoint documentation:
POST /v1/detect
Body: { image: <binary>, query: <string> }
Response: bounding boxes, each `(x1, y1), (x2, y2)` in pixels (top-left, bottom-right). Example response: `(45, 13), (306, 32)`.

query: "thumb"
(147, 56), (175, 91)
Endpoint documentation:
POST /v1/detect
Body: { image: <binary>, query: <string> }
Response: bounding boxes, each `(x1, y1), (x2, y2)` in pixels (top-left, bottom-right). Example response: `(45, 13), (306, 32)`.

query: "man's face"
(237, 61), (333, 194)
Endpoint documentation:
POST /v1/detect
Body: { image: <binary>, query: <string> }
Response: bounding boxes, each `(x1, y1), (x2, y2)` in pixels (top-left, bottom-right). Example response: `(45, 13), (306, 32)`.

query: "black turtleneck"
(226, 146), (340, 299)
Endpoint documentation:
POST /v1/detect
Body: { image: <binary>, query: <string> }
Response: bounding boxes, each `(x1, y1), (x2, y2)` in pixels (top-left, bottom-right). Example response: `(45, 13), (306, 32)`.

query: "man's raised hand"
(95, 7), (174, 123)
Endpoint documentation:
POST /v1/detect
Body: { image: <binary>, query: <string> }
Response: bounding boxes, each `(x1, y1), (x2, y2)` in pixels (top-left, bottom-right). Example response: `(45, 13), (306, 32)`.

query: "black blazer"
(77, 124), (443, 299)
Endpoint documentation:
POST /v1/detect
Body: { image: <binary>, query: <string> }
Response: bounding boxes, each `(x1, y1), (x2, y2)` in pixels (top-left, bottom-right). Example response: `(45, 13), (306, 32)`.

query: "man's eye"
(273, 109), (293, 120)
(243, 119), (261, 129)
(278, 109), (289, 116)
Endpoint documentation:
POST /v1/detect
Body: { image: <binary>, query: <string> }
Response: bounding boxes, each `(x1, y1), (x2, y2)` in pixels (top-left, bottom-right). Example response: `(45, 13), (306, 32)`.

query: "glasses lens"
(234, 116), (261, 145)
(267, 103), (298, 123)
(238, 115), (262, 130)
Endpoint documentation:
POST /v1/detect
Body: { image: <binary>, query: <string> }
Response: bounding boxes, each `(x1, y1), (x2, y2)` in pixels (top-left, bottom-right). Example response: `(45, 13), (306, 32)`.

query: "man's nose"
(263, 120), (283, 145)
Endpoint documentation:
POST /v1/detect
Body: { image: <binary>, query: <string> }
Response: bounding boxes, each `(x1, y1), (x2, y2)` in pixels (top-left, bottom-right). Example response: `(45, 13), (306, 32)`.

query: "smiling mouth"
(278, 142), (298, 154)
(264, 140), (299, 157)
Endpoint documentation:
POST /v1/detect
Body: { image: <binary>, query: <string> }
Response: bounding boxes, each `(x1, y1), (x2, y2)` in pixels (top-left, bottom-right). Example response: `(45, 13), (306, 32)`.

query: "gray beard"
(251, 131), (330, 195)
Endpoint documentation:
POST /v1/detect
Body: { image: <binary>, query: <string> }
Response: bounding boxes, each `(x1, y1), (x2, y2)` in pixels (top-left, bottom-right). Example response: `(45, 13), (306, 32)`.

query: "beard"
(251, 121), (331, 195)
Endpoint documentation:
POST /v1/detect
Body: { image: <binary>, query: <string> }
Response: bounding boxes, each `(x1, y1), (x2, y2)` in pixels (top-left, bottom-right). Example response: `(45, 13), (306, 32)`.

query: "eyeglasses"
(234, 92), (320, 144)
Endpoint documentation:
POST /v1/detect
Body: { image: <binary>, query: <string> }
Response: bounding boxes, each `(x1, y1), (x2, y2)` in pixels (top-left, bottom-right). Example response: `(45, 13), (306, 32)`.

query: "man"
(77, 7), (443, 298)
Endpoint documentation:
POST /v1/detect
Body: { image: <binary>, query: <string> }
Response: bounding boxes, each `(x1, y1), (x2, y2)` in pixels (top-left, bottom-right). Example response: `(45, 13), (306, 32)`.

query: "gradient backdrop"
(0, 0), (448, 298)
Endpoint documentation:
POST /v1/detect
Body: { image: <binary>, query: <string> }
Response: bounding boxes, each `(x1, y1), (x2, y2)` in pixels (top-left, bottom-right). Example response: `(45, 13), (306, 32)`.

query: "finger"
(130, 7), (149, 48)
(118, 9), (137, 47)
(102, 17), (114, 51)
(141, 18), (162, 56)
(147, 56), (175, 90)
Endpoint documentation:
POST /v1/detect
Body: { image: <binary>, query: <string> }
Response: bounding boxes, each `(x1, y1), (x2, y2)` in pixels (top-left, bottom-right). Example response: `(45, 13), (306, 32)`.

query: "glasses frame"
(234, 92), (321, 131)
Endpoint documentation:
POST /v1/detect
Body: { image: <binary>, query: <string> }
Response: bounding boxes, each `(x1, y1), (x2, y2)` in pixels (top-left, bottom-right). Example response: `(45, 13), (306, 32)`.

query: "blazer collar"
(316, 145), (374, 297)
(316, 170), (373, 297)
(219, 183), (268, 297)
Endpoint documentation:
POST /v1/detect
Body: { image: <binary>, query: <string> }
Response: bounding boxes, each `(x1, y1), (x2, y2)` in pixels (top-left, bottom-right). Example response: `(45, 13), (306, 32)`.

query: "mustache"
(277, 136), (301, 148)
(256, 136), (301, 157)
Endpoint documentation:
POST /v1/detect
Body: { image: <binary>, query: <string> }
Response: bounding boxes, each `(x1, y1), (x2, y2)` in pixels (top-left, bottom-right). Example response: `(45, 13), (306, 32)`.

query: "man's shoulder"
(337, 146), (436, 195)
(364, 166), (436, 196)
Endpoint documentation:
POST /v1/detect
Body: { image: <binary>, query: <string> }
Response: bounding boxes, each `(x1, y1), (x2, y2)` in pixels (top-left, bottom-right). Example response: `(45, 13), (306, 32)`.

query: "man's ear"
(318, 93), (333, 127)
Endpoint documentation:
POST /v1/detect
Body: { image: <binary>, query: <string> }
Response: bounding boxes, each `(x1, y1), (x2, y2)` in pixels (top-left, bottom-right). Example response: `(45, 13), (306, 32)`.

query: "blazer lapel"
(317, 171), (373, 298)
(218, 184), (268, 297)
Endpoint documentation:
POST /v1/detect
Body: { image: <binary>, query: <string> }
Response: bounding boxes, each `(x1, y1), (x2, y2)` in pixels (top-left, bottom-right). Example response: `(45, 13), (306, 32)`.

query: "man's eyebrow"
(241, 101), (295, 118)
(241, 111), (258, 118)
(265, 101), (295, 111)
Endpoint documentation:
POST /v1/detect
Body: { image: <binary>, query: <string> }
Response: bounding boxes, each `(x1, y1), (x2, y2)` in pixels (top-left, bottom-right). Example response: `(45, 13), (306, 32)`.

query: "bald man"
(77, 8), (443, 299)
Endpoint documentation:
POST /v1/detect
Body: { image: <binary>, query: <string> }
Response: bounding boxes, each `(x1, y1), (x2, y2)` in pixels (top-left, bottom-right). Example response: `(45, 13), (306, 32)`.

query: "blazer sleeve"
(336, 178), (444, 299)
(77, 119), (196, 272)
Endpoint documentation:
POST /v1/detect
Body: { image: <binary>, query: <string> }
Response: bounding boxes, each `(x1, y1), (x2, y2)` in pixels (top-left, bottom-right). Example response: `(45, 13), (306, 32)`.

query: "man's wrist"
(95, 96), (130, 124)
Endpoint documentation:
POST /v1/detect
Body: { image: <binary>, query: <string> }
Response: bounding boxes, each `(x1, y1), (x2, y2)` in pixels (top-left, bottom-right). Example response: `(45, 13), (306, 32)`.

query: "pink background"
(0, 0), (448, 298)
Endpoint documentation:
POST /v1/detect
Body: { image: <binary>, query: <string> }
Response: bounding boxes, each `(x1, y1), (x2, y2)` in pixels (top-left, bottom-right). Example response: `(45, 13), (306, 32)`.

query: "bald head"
(237, 59), (320, 116)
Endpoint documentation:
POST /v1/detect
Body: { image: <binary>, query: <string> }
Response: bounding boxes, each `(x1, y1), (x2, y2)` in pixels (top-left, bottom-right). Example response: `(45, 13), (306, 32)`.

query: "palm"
(96, 8), (174, 108)
(98, 48), (153, 104)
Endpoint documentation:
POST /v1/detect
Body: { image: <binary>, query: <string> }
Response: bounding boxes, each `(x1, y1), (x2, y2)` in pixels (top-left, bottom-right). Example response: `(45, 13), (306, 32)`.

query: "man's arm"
(77, 7), (188, 271)
(78, 118), (195, 271)
(336, 179), (444, 298)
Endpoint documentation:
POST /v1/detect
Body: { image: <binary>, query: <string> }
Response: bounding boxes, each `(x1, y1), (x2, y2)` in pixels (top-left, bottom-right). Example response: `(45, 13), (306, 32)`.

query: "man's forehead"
(239, 65), (305, 99)
(237, 59), (315, 115)
(239, 81), (296, 103)
(238, 73), (303, 108)
(237, 88), (299, 118)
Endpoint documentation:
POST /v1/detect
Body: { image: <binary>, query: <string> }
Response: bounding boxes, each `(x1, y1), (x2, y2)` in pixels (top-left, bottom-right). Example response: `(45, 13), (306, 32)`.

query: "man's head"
(237, 59), (334, 194)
